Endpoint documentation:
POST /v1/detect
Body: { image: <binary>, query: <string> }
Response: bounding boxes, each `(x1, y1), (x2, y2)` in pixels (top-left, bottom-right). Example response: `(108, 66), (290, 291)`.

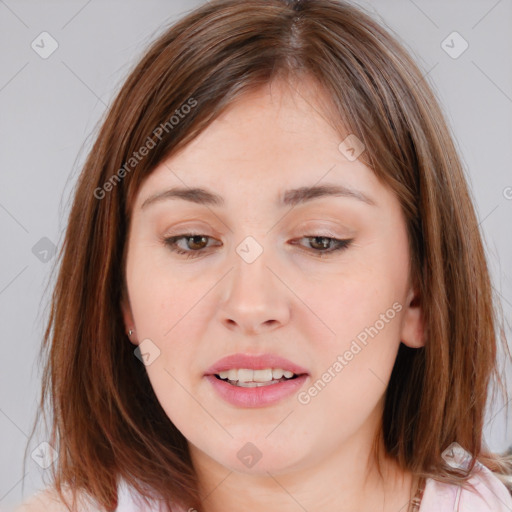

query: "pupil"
(190, 235), (206, 249)
(312, 237), (329, 249)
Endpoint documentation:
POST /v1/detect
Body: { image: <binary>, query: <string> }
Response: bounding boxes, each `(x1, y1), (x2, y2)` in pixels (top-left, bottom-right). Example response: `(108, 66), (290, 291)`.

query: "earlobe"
(121, 297), (138, 345)
(400, 286), (425, 349)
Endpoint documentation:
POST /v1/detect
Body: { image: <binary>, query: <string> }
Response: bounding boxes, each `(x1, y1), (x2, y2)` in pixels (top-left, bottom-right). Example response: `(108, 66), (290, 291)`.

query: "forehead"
(183, 77), (341, 160)
(134, 77), (383, 210)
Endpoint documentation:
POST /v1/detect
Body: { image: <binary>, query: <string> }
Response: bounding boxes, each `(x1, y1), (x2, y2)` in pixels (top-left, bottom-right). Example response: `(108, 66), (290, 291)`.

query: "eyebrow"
(140, 183), (376, 210)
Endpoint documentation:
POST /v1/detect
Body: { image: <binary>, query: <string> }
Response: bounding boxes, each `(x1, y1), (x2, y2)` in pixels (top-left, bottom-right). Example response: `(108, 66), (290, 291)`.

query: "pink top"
(116, 463), (512, 511)
(419, 461), (512, 511)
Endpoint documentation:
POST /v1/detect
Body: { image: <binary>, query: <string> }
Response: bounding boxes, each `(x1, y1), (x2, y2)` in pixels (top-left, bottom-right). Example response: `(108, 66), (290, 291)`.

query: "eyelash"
(162, 233), (353, 259)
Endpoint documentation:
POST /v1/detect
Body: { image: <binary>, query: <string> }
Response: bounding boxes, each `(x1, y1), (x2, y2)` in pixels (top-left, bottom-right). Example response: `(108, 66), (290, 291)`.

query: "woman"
(17, 0), (512, 510)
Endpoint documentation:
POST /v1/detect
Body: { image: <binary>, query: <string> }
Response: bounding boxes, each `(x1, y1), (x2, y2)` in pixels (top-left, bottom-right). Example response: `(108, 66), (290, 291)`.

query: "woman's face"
(122, 78), (423, 476)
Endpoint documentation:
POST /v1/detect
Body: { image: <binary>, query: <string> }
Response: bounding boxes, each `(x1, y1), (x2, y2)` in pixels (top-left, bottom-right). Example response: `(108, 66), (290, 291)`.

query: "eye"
(162, 233), (219, 259)
(292, 236), (353, 257)
(162, 233), (353, 259)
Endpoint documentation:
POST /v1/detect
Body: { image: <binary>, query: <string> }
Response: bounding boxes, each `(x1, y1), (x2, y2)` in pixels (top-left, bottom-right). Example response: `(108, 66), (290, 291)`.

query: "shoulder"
(14, 480), (183, 512)
(15, 489), (70, 512)
(116, 478), (184, 512)
(14, 487), (98, 512)
(421, 462), (512, 511)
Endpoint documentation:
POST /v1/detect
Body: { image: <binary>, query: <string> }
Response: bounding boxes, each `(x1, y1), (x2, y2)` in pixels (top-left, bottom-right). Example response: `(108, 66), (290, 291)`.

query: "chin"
(216, 437), (309, 475)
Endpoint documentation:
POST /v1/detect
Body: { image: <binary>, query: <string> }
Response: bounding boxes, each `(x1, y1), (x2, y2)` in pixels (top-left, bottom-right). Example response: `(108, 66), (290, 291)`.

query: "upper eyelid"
(166, 232), (346, 242)
(164, 224), (351, 236)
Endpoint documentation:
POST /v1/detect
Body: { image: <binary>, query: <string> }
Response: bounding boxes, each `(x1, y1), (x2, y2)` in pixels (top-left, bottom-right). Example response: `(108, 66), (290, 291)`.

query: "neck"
(189, 422), (414, 512)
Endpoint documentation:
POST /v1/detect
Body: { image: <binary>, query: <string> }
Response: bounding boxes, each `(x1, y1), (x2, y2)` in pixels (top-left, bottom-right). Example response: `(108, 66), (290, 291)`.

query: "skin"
(121, 76), (424, 512)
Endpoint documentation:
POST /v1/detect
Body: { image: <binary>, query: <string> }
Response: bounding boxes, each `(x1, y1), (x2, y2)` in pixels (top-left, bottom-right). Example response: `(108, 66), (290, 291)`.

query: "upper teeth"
(217, 368), (296, 382)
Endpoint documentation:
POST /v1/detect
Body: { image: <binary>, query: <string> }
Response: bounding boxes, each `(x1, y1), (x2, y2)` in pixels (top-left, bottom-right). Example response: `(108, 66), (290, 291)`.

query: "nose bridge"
(218, 232), (290, 333)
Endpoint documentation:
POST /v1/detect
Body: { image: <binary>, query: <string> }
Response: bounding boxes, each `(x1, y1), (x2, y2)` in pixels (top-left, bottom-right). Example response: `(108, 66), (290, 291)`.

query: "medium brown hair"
(25, 0), (511, 510)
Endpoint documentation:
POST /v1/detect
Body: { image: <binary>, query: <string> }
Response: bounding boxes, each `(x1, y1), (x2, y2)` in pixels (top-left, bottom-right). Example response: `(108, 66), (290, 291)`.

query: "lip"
(204, 353), (309, 408)
(205, 374), (309, 408)
(204, 353), (309, 376)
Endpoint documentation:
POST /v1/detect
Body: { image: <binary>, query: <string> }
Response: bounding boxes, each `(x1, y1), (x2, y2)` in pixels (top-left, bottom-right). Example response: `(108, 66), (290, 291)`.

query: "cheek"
(300, 266), (403, 351)
(308, 286), (402, 405)
(143, 356), (200, 440)
(295, 234), (408, 392)
(296, 282), (403, 439)
(126, 241), (200, 339)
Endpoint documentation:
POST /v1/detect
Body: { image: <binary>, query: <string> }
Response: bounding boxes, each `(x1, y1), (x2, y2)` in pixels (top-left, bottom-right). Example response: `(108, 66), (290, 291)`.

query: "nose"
(217, 240), (291, 335)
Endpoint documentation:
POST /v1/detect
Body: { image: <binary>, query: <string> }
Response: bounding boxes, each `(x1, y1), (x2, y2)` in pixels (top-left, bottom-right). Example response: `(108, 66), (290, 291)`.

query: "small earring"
(128, 329), (134, 337)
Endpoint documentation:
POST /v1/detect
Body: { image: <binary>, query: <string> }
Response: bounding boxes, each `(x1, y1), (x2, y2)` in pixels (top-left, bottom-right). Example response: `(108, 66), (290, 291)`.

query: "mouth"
(213, 368), (304, 387)
(204, 353), (309, 407)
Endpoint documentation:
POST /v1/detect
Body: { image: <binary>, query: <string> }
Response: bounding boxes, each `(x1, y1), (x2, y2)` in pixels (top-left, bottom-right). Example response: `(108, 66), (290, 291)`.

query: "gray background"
(1, 0), (511, 510)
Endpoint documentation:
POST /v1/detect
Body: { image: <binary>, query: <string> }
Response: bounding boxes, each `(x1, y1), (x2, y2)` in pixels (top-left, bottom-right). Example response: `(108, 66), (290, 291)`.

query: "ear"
(400, 284), (425, 348)
(121, 295), (138, 346)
